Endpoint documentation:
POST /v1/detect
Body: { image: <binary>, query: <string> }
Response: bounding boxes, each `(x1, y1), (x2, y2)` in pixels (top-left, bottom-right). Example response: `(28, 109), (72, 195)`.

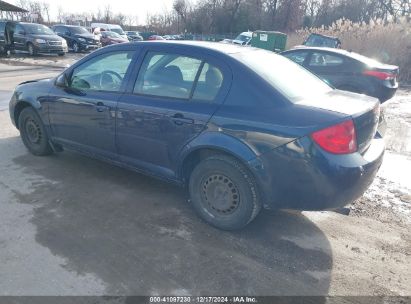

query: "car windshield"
(304, 35), (337, 48)
(105, 31), (121, 38)
(232, 49), (333, 102)
(23, 24), (54, 35)
(235, 34), (251, 42)
(70, 26), (89, 35)
(110, 28), (125, 35)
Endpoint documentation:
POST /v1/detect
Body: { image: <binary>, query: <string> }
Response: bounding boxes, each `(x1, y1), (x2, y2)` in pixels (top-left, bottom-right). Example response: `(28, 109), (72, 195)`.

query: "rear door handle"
(171, 113), (194, 125)
(95, 101), (110, 112)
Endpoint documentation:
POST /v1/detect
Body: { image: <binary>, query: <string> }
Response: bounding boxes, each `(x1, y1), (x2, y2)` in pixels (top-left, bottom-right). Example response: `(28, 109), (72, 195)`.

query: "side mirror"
(18, 30), (26, 35)
(55, 73), (69, 88)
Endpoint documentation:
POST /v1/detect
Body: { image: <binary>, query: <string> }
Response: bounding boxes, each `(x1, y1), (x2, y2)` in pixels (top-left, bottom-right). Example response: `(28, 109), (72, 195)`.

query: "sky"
(9, 0), (176, 25)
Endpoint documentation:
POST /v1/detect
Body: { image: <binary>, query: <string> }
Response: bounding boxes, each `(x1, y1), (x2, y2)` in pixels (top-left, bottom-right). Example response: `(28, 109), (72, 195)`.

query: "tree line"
(154, 0), (410, 34)
(12, 0), (411, 34)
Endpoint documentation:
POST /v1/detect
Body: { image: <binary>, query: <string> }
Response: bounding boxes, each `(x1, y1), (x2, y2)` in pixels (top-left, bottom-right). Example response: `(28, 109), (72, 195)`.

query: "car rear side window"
(134, 52), (202, 99)
(309, 52), (344, 67)
(192, 63), (224, 102)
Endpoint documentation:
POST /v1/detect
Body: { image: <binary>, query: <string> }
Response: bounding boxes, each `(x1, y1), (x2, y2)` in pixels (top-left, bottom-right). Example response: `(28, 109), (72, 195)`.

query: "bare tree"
(42, 1), (50, 24)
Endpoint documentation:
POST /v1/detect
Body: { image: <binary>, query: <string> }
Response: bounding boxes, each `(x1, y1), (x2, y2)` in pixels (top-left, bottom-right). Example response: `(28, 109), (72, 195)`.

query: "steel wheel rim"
(73, 43), (78, 52)
(28, 44), (33, 55)
(25, 118), (41, 144)
(201, 174), (240, 215)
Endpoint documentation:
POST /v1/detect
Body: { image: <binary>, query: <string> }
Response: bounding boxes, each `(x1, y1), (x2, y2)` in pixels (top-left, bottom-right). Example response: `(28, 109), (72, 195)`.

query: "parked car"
(281, 47), (399, 102)
(91, 23), (128, 40)
(0, 21), (67, 56)
(52, 24), (101, 53)
(303, 33), (342, 48)
(232, 31), (252, 45)
(125, 31), (143, 41)
(100, 31), (128, 46)
(9, 42), (385, 230)
(148, 35), (165, 40)
(0, 20), (15, 54)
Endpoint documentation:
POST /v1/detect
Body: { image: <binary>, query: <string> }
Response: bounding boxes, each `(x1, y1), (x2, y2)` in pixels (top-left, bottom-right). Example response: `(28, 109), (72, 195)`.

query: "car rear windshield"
(345, 51), (385, 68)
(232, 49), (333, 102)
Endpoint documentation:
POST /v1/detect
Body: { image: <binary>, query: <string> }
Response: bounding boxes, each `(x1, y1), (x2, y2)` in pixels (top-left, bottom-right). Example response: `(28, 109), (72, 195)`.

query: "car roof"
(54, 24), (83, 28)
(283, 46), (397, 68)
(308, 33), (339, 40)
(129, 40), (250, 55)
(285, 46), (361, 58)
(20, 22), (43, 25)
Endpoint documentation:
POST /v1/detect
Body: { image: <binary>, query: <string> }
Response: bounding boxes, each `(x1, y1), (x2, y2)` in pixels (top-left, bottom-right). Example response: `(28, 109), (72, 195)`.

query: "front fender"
(9, 79), (53, 128)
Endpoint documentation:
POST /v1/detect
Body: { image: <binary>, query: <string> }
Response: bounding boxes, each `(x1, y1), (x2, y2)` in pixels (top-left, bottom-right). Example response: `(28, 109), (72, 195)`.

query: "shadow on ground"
(8, 139), (333, 296)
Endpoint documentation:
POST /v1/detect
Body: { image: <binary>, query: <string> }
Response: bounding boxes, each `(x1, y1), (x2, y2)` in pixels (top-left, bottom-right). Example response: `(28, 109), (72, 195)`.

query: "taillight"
(363, 70), (395, 80)
(311, 120), (357, 154)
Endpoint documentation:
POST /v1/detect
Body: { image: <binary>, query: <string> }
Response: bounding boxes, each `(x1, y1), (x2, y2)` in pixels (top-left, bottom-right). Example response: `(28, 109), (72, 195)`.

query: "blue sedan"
(9, 41), (385, 230)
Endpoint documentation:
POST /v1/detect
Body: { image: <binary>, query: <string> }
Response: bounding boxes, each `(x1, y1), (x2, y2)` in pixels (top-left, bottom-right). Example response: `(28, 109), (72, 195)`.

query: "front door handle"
(171, 113), (194, 125)
(95, 101), (110, 112)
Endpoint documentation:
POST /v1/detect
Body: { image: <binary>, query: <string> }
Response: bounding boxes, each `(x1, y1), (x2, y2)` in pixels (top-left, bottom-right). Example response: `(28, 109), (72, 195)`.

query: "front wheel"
(27, 43), (37, 56)
(58, 52), (65, 57)
(72, 42), (79, 53)
(189, 155), (261, 230)
(18, 107), (53, 156)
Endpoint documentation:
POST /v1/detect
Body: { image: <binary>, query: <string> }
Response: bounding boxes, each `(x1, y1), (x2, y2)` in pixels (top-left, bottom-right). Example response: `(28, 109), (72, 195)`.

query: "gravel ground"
(349, 90), (411, 226)
(0, 61), (410, 296)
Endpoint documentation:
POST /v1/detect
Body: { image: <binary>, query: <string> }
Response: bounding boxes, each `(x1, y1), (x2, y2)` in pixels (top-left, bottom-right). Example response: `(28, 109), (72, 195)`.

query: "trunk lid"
(296, 90), (381, 154)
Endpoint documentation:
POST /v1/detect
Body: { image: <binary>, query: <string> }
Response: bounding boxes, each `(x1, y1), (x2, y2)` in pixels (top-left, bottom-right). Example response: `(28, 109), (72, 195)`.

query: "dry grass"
(287, 18), (411, 83)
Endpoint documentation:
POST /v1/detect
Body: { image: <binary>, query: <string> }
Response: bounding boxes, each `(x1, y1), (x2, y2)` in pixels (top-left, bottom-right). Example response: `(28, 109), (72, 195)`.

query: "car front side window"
(15, 24), (24, 35)
(283, 51), (308, 65)
(69, 51), (134, 92)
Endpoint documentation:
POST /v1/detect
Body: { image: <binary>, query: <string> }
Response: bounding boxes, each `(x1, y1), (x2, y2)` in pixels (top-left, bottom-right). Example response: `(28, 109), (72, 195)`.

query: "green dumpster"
(251, 31), (287, 52)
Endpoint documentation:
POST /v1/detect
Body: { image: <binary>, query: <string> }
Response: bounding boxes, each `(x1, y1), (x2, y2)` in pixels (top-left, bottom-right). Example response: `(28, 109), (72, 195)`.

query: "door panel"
(48, 50), (136, 158)
(48, 87), (119, 157)
(116, 95), (219, 178)
(116, 50), (230, 179)
(13, 24), (26, 50)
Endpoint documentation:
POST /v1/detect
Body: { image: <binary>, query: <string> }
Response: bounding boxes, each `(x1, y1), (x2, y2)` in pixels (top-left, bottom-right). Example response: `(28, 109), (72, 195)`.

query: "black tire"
(189, 155), (261, 230)
(18, 107), (53, 156)
(72, 42), (79, 53)
(27, 43), (37, 56)
(58, 52), (65, 56)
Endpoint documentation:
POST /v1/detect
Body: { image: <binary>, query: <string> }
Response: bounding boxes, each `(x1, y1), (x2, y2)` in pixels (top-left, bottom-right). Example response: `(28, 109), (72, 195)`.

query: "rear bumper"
(378, 86), (397, 102)
(250, 136), (385, 211)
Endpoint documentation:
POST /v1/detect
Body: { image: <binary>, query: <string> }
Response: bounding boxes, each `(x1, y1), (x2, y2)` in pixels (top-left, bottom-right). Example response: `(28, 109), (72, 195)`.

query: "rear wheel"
(18, 107), (53, 156)
(189, 155), (261, 230)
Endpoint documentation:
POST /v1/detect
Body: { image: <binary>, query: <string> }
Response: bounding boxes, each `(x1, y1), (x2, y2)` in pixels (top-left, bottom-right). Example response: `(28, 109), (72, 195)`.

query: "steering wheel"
(99, 70), (123, 90)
